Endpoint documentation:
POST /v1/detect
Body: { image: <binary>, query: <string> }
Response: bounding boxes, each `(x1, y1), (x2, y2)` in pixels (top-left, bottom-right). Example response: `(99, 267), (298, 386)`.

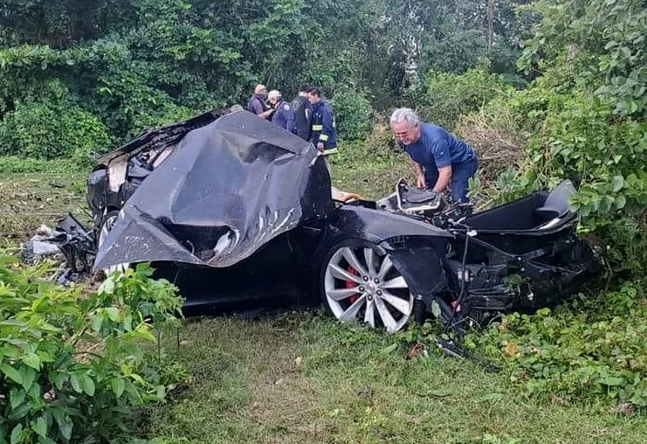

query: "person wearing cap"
(389, 107), (478, 203)
(292, 84), (312, 141)
(247, 84), (274, 119)
(268, 90), (295, 132)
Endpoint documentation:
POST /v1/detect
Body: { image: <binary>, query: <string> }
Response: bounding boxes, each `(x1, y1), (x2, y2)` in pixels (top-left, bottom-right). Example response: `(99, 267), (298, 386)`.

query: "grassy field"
(2, 148), (647, 443)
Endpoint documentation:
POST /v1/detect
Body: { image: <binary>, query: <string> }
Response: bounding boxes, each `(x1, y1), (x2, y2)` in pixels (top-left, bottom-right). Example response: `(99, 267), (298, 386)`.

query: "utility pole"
(487, 0), (495, 50)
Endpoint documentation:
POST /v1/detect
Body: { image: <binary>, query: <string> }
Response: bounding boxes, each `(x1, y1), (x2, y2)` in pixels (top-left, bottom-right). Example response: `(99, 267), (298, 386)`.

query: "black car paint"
(84, 107), (601, 330)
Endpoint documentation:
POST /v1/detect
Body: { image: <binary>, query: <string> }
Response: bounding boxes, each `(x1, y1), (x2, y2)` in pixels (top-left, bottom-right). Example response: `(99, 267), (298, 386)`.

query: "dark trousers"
(425, 158), (479, 202)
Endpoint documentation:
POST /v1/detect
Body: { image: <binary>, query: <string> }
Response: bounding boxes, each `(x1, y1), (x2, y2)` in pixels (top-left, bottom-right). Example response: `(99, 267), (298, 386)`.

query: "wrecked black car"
(85, 108), (601, 334)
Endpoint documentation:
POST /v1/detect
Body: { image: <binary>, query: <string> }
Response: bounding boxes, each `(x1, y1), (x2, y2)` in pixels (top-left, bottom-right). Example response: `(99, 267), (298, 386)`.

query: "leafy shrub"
(411, 66), (515, 131)
(0, 80), (110, 164)
(472, 281), (647, 409)
(0, 258), (187, 443)
(330, 86), (375, 141)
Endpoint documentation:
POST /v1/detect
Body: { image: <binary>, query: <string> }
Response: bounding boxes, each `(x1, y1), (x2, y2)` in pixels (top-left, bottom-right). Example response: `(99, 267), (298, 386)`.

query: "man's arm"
(430, 139), (453, 192)
(432, 166), (452, 193)
(285, 107), (295, 133)
(252, 99), (273, 119)
(410, 158), (426, 188)
(317, 106), (334, 150)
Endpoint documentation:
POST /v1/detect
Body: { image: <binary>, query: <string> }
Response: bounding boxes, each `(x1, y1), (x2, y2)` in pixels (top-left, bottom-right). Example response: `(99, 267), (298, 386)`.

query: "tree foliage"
(0, 0), (527, 158)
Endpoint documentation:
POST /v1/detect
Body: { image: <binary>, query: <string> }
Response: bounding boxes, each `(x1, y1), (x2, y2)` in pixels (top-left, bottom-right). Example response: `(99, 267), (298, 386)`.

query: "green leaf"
(380, 343), (398, 354)
(106, 307), (120, 322)
(70, 373), (82, 393)
(82, 375), (96, 396)
(31, 416), (47, 438)
(9, 388), (25, 409)
(100, 278), (115, 294)
(600, 376), (624, 386)
(430, 300), (441, 318)
(22, 352), (40, 370)
(56, 416), (73, 441)
(615, 195), (627, 209)
(10, 423), (22, 444)
(612, 175), (624, 192)
(20, 367), (35, 392)
(112, 378), (126, 398)
(2, 363), (23, 384)
(90, 314), (103, 332)
(9, 403), (30, 420)
(156, 385), (165, 399)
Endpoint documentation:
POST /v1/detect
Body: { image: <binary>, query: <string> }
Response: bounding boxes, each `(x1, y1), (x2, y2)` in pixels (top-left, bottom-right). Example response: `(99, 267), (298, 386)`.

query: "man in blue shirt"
(389, 108), (479, 203)
(268, 90), (295, 132)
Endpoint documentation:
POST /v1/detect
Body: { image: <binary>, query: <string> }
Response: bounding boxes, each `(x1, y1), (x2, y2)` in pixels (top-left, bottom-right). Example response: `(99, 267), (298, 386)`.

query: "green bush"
(412, 66), (515, 131)
(472, 281), (647, 409)
(0, 81), (110, 164)
(0, 258), (187, 443)
(330, 86), (375, 141)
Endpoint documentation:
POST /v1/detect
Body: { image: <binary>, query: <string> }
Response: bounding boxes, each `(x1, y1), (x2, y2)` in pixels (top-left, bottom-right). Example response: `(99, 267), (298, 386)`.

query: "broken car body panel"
(94, 111), (335, 270)
(84, 107), (602, 332)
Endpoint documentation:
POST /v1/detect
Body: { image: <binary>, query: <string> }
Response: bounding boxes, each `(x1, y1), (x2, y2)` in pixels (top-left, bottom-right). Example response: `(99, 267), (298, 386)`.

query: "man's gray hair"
(390, 108), (419, 129)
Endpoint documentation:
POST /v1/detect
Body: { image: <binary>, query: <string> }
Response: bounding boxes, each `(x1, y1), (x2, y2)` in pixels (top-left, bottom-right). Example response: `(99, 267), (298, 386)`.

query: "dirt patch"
(0, 173), (88, 241)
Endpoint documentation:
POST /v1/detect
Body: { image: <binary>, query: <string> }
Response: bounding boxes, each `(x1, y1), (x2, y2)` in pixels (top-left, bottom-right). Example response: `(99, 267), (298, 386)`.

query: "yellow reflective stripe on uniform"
(319, 134), (329, 141)
(312, 124), (323, 131)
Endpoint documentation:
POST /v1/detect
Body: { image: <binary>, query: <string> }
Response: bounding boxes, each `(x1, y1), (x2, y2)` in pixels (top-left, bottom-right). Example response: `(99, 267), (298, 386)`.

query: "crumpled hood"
(93, 111), (333, 270)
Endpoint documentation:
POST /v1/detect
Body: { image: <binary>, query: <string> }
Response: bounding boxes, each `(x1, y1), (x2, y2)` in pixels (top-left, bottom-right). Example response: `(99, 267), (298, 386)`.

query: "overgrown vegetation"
(469, 281), (647, 410)
(0, 259), (186, 443)
(0, 0), (529, 164)
(2, 0), (647, 439)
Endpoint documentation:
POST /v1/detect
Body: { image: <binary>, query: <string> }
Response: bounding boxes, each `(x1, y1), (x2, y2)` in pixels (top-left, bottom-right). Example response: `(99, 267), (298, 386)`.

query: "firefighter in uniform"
(307, 87), (337, 173)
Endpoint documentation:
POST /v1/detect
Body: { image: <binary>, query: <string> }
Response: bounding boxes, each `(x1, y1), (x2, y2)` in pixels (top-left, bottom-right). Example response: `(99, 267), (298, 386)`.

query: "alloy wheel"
(323, 244), (414, 333)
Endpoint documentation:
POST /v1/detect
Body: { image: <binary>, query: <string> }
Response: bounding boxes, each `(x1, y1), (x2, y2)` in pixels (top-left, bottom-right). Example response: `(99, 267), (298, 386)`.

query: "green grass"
(3, 154), (647, 443)
(138, 314), (647, 444)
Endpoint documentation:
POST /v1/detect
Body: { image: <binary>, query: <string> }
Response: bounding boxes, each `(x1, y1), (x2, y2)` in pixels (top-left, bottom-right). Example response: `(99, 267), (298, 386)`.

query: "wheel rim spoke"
(375, 297), (398, 333)
(364, 248), (377, 277)
(382, 276), (408, 289)
(364, 301), (376, 327)
(327, 287), (361, 302)
(341, 247), (368, 277)
(380, 290), (412, 315)
(340, 295), (367, 322)
(329, 263), (363, 284)
(377, 255), (393, 280)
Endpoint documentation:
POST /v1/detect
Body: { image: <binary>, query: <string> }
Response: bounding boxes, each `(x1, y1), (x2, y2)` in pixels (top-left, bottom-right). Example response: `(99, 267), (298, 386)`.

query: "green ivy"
(472, 281), (647, 409)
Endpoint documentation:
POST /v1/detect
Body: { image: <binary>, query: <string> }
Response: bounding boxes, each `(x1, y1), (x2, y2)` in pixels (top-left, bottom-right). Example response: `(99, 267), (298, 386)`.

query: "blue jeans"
(425, 158), (478, 203)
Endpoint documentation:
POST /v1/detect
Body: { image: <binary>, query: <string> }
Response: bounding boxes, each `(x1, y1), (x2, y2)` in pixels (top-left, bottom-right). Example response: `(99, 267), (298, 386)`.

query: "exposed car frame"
(84, 108), (602, 334)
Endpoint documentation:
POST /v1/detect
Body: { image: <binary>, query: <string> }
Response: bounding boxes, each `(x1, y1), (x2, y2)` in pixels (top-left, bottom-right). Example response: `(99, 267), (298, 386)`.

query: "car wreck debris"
(41, 106), (604, 335)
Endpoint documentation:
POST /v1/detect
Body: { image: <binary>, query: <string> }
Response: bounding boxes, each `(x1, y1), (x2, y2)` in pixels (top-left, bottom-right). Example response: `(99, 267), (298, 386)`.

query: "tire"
(97, 209), (130, 276)
(319, 239), (415, 334)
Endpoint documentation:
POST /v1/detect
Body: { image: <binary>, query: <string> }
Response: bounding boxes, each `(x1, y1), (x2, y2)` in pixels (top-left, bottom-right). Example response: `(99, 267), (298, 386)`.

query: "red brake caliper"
(346, 266), (360, 304)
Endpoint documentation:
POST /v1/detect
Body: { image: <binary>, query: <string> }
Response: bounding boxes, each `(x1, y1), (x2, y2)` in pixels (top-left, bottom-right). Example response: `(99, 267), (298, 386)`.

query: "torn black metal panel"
(328, 205), (454, 244)
(387, 245), (447, 301)
(93, 111), (333, 271)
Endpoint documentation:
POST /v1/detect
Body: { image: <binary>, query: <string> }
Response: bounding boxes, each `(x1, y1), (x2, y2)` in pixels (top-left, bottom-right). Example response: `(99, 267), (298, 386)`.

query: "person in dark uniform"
(308, 87), (338, 174)
(267, 90), (295, 132)
(247, 84), (273, 120)
(292, 84), (312, 140)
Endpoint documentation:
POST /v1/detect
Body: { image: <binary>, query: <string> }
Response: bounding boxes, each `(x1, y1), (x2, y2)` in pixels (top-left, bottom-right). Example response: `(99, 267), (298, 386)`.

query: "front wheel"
(319, 240), (414, 334)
